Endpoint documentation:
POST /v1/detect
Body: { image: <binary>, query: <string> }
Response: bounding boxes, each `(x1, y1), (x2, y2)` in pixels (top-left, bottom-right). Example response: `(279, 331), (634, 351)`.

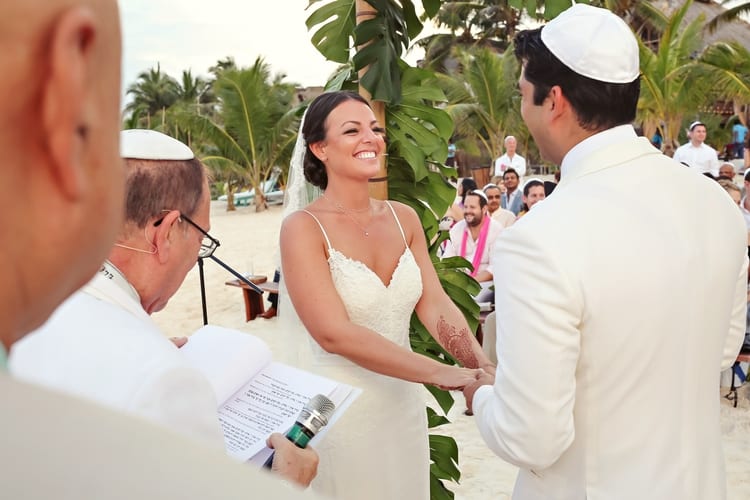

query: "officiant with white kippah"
(462, 4), (748, 499)
(9, 129), (319, 487)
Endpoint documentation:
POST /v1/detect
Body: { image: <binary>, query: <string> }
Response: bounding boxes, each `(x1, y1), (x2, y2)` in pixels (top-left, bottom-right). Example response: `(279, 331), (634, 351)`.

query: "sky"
(119, 0), (429, 107)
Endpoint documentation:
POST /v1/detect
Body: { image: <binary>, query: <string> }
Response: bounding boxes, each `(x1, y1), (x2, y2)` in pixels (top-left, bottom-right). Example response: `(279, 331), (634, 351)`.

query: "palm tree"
(696, 41), (750, 125)
(636, 0), (712, 151)
(124, 64), (179, 128)
(706, 0), (750, 32)
(437, 46), (528, 166)
(175, 58), (299, 212)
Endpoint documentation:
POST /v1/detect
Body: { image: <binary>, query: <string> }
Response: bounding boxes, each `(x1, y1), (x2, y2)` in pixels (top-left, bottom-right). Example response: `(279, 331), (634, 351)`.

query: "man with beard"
(442, 190), (503, 303)
(501, 168), (523, 215)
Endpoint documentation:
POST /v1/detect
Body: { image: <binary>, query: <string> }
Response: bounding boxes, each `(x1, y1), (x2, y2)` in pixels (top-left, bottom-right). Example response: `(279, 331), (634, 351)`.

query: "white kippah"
(540, 3), (639, 84)
(470, 189), (489, 202)
(120, 129), (195, 160)
(522, 177), (544, 190)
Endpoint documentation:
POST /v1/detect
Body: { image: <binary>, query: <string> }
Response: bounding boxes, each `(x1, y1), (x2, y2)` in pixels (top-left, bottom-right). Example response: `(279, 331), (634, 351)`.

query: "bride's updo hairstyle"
(302, 91), (372, 190)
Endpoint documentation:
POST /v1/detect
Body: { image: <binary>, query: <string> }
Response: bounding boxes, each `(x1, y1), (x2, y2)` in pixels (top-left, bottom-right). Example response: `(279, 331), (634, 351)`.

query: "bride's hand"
(431, 365), (485, 391)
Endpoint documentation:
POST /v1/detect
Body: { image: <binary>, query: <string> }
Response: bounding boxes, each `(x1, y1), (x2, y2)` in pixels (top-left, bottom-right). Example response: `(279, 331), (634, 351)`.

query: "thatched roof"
(658, 0), (750, 49)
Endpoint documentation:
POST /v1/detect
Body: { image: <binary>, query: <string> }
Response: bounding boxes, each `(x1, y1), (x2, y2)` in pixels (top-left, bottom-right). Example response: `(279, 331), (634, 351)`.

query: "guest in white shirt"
(483, 183), (516, 228)
(494, 135), (527, 178)
(673, 121), (720, 175)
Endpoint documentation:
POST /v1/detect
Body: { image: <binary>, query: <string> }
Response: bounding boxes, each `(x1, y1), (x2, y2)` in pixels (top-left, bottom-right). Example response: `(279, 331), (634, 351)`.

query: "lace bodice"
(327, 247), (421, 345)
(303, 202), (423, 356)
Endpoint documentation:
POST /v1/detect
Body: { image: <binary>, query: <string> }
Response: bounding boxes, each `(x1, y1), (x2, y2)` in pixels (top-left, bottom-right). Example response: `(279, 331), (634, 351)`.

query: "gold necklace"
(322, 193), (373, 236)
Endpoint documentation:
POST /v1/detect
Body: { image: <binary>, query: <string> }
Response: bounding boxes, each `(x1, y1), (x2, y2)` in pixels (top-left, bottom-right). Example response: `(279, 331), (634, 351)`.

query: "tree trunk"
(254, 186), (267, 213)
(356, 0), (388, 201)
(226, 183), (236, 212)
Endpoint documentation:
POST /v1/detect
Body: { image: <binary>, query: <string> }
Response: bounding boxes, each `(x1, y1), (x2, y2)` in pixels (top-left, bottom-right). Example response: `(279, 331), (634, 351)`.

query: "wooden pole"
(356, 0), (388, 201)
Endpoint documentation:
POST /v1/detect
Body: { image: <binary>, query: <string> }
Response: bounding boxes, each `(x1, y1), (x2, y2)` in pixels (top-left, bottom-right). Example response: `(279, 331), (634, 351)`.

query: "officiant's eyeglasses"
(155, 211), (221, 258)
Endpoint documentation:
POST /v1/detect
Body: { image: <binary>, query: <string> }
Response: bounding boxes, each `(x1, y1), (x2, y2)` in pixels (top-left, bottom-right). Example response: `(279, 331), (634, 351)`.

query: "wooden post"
(356, 0), (388, 201)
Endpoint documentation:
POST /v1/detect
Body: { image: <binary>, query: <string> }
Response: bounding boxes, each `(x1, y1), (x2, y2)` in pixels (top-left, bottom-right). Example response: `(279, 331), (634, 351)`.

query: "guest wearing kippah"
(463, 4), (747, 499)
(673, 121), (720, 175)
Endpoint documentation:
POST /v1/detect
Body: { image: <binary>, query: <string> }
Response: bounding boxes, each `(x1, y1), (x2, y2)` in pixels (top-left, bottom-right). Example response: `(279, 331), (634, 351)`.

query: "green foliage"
(172, 58), (300, 211)
(436, 46), (529, 161)
(706, 0), (750, 33)
(637, 0), (722, 149)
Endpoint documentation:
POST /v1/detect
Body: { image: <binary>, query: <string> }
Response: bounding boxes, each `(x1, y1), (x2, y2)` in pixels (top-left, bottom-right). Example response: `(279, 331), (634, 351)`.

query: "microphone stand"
(197, 258), (208, 326)
(196, 254), (264, 325)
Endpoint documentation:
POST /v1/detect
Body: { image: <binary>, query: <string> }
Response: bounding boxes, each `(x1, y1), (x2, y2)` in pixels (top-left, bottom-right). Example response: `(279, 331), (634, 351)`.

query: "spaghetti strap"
(384, 201), (408, 248)
(302, 210), (333, 250)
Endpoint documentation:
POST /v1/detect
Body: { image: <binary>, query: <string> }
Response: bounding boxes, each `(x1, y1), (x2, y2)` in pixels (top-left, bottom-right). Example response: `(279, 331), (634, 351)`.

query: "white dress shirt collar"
(560, 124), (637, 179)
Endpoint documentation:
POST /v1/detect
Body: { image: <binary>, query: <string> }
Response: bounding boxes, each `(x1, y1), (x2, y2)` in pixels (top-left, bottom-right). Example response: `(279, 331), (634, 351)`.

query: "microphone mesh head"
(296, 394), (336, 436)
(306, 394), (336, 424)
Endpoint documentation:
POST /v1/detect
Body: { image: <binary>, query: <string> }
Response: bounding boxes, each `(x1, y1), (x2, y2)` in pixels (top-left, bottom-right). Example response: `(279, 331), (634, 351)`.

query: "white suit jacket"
(473, 126), (747, 500)
(9, 267), (223, 445)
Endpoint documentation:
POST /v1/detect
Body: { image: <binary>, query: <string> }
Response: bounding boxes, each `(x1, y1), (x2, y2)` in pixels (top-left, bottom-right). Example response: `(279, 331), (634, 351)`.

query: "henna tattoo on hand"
(436, 316), (479, 368)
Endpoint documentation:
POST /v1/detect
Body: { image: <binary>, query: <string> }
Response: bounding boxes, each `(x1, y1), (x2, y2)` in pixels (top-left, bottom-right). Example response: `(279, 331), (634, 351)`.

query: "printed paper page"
(180, 325), (272, 405)
(219, 362), (341, 462)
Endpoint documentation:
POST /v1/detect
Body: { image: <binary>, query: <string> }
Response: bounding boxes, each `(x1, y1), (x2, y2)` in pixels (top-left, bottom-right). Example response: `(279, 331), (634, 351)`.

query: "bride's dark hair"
(302, 91), (371, 190)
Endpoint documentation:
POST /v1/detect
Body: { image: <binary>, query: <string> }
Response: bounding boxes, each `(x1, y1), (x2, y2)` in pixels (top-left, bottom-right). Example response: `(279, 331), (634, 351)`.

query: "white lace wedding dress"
(279, 202), (430, 499)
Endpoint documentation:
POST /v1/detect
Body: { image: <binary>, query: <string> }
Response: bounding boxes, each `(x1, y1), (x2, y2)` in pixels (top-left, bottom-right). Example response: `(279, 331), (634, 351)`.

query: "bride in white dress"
(279, 91), (493, 499)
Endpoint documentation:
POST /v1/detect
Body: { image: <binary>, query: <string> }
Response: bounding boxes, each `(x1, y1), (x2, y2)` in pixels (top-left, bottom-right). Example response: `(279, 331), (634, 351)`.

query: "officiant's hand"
(462, 371), (495, 414)
(267, 433), (319, 487)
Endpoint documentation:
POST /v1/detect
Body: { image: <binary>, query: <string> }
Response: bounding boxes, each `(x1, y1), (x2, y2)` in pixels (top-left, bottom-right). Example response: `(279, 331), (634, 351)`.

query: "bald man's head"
(0, 0), (124, 347)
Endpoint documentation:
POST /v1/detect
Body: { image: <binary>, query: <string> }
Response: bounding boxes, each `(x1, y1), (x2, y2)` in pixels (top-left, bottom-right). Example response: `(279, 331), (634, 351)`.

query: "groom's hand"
(462, 371), (494, 414)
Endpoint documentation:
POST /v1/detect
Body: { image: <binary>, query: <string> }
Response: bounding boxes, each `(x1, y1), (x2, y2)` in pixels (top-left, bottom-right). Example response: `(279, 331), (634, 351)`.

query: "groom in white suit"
(463, 4), (748, 500)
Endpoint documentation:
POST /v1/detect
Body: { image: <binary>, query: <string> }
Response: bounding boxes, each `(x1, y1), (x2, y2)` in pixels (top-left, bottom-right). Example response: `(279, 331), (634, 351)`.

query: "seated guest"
(516, 178), (547, 218)
(442, 190), (503, 303)
(501, 168), (523, 215)
(10, 130), (318, 487)
(483, 183), (516, 228)
(718, 179), (742, 206)
(718, 162), (736, 181)
(445, 177), (478, 225)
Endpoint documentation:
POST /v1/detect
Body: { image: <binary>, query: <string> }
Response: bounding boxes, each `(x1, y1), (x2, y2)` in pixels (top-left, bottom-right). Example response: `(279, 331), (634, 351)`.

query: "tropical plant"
(436, 46), (528, 164)
(696, 40), (750, 123)
(124, 64), (179, 128)
(636, 0), (712, 150)
(706, 0), (750, 33)
(174, 58), (300, 212)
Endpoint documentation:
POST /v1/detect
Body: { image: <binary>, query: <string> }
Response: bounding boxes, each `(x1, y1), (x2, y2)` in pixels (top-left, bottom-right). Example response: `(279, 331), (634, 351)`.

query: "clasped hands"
(433, 363), (495, 401)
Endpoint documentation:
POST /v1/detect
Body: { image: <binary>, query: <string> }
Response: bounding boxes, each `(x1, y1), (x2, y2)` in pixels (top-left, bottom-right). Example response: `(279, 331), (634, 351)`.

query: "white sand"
(153, 201), (750, 499)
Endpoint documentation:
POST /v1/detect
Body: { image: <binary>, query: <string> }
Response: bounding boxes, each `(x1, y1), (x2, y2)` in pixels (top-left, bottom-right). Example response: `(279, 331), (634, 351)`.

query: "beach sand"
(153, 201), (750, 499)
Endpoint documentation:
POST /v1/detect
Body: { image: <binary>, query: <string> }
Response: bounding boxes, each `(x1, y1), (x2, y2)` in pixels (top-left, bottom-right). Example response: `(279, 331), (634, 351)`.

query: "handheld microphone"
(262, 394), (335, 469)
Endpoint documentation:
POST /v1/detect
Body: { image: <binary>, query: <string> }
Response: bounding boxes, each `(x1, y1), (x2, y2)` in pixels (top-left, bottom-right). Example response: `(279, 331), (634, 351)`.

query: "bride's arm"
(392, 204), (494, 372)
(280, 211), (480, 389)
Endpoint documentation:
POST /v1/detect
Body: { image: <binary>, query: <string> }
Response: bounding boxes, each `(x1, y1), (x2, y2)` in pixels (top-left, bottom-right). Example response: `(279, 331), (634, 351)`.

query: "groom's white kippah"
(120, 129), (195, 160)
(540, 3), (639, 84)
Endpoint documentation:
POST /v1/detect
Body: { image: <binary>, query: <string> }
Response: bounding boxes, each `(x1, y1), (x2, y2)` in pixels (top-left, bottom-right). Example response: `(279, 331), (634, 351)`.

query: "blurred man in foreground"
(0, 0), (316, 498)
